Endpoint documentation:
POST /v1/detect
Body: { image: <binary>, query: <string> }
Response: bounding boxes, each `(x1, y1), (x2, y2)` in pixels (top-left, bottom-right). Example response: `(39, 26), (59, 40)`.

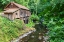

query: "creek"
(19, 24), (48, 42)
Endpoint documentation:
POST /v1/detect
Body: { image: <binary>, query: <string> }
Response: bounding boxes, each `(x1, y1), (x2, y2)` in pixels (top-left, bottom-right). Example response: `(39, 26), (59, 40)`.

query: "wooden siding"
(3, 13), (13, 20)
(3, 9), (31, 21)
(3, 2), (31, 24)
(13, 10), (20, 19)
(20, 9), (25, 17)
(20, 9), (31, 17)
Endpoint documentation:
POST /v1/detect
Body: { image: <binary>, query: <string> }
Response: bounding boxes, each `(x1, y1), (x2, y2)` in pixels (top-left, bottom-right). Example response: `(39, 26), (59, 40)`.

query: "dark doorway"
(24, 19), (28, 24)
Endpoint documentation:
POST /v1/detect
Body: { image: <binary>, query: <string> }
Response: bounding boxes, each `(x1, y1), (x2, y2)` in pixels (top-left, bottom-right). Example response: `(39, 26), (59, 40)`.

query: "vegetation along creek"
(19, 24), (48, 42)
(0, 0), (64, 42)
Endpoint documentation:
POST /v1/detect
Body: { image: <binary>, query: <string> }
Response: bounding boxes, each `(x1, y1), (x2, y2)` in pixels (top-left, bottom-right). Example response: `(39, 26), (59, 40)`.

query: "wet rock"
(45, 32), (48, 35)
(31, 36), (35, 38)
(20, 40), (22, 42)
(46, 28), (48, 29)
(43, 41), (45, 42)
(43, 36), (49, 42)
(38, 36), (42, 40)
(39, 33), (41, 35)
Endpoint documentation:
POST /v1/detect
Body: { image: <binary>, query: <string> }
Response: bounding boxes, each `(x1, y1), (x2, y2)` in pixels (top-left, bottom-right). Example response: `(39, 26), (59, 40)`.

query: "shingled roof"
(4, 2), (29, 10)
(4, 9), (19, 14)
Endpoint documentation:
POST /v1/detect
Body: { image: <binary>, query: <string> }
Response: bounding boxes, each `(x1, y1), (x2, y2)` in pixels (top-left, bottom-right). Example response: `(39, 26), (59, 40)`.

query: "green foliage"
(26, 14), (39, 27)
(1, 0), (64, 42)
(49, 26), (64, 42)
(0, 0), (43, 14)
(26, 21), (35, 28)
(0, 16), (24, 42)
(0, 0), (13, 8)
(29, 14), (39, 23)
(14, 0), (42, 14)
(39, 0), (64, 42)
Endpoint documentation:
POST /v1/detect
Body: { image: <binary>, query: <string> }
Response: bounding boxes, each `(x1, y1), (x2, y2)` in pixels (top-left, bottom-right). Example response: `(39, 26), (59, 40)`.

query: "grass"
(0, 16), (35, 42)
(26, 22), (35, 28)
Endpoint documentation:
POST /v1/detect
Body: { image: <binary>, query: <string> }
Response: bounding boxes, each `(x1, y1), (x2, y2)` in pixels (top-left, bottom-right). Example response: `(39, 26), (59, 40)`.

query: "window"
(21, 12), (23, 14)
(20, 14), (22, 15)
(16, 13), (17, 15)
(26, 14), (27, 16)
(23, 19), (28, 24)
(20, 12), (23, 15)
(24, 11), (26, 16)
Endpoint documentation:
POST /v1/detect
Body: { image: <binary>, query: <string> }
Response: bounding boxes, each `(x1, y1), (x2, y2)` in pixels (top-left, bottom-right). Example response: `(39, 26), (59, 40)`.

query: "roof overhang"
(4, 9), (19, 14)
(4, 2), (30, 11)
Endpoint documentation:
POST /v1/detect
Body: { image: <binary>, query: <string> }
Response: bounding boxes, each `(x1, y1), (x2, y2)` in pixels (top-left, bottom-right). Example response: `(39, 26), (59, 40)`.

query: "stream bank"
(11, 28), (35, 42)
(19, 28), (48, 42)
(11, 30), (36, 42)
(11, 23), (49, 42)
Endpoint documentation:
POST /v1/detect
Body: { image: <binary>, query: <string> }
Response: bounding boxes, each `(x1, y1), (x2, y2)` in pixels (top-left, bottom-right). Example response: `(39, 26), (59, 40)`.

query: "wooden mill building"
(3, 2), (31, 23)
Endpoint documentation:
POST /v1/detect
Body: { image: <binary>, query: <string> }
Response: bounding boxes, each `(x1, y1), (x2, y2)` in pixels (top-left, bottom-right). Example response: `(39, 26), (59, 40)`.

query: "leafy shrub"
(26, 14), (39, 27)
(0, 16), (24, 42)
(29, 14), (39, 23)
(39, 0), (64, 42)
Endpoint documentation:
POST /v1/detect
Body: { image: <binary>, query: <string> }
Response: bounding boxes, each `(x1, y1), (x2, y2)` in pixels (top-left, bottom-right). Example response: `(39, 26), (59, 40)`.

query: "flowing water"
(19, 24), (48, 42)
